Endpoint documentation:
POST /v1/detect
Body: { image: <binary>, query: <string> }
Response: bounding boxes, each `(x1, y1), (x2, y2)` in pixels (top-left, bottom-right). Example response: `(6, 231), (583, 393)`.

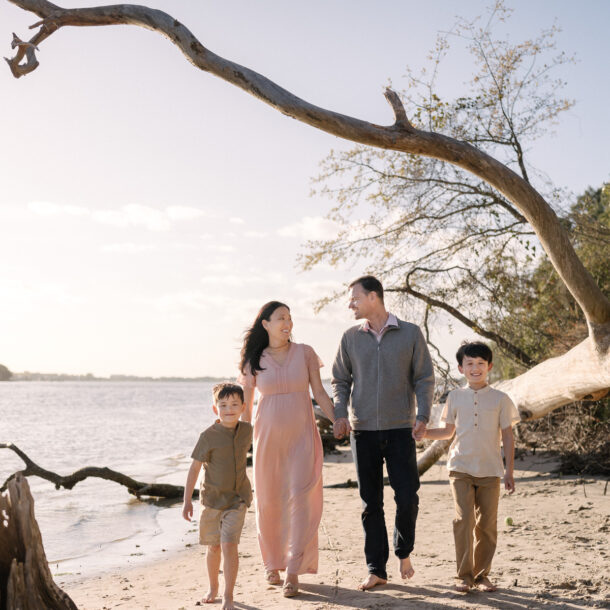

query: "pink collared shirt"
(362, 312), (399, 343)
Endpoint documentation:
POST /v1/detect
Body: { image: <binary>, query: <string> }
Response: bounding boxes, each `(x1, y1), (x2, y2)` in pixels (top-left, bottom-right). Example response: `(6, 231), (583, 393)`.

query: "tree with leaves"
(0, 363), (12, 381)
(4, 0), (609, 425)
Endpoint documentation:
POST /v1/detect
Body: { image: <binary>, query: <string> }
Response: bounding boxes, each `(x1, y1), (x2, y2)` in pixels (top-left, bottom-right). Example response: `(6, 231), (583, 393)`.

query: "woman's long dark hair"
(240, 301), (290, 376)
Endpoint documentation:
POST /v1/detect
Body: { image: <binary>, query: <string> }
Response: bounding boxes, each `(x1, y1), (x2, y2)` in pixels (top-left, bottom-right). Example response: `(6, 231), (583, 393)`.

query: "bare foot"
(221, 595), (235, 610)
(476, 576), (497, 592)
(400, 556), (415, 579)
(454, 579), (471, 593)
(202, 584), (218, 603)
(357, 574), (387, 591)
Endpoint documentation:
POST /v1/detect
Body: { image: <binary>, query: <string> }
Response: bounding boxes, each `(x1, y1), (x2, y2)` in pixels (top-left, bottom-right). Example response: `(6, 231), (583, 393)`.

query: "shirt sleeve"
(237, 364), (256, 389)
(499, 393), (520, 429)
(191, 432), (210, 462)
(304, 344), (324, 369)
(441, 392), (455, 424)
(411, 325), (436, 423)
(331, 333), (352, 421)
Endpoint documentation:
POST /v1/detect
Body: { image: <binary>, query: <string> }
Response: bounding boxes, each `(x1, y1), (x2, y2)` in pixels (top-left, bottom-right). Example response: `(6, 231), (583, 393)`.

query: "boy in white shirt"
(422, 341), (519, 593)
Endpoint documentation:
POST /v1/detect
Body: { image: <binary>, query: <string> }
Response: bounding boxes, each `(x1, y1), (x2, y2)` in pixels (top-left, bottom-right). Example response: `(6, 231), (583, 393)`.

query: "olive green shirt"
(191, 421), (253, 510)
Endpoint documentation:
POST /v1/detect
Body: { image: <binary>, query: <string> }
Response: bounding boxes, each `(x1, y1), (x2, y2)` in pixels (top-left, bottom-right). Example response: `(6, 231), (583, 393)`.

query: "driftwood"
(0, 443), (191, 500)
(0, 474), (77, 610)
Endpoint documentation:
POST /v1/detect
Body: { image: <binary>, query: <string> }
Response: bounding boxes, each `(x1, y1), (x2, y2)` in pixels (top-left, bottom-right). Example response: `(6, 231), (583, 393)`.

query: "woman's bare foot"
(221, 594), (235, 610)
(476, 576), (497, 592)
(357, 574), (387, 590)
(202, 584), (218, 603)
(400, 557), (415, 579)
(454, 579), (471, 593)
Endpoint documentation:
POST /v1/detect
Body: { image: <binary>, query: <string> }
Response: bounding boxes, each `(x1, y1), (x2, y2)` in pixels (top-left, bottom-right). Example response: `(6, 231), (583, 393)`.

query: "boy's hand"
(504, 472), (515, 494)
(182, 499), (194, 522)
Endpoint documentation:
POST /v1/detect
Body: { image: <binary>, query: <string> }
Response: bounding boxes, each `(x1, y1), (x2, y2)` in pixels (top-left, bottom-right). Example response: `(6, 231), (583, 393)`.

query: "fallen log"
(0, 473), (78, 610)
(0, 443), (191, 500)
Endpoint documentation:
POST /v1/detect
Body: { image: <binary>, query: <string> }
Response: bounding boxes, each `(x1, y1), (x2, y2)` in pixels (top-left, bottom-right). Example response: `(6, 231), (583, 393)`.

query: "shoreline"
(62, 447), (610, 609)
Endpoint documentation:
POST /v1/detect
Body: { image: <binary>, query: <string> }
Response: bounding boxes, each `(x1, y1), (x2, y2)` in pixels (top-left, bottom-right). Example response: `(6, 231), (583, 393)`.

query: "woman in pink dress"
(239, 301), (336, 598)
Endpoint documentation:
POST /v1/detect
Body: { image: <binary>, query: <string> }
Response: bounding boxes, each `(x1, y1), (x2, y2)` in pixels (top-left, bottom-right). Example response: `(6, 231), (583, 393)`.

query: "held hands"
(182, 499), (193, 522)
(333, 417), (351, 439)
(412, 420), (427, 441)
(504, 472), (515, 494)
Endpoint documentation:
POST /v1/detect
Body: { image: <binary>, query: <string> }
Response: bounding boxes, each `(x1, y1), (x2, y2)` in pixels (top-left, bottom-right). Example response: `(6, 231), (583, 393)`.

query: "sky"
(1, 0), (609, 378)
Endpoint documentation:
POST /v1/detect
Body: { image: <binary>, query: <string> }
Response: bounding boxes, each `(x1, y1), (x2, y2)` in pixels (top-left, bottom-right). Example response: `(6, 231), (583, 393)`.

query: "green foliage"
(304, 1), (578, 379)
(0, 364), (12, 381)
(492, 184), (610, 379)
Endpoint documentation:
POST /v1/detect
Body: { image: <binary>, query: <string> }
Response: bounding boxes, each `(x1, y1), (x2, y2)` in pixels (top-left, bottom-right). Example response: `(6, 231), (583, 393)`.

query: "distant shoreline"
(7, 373), (229, 382)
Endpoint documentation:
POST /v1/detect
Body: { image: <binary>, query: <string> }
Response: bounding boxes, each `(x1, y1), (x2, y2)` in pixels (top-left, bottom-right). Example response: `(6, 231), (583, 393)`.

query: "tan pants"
(449, 471), (500, 585)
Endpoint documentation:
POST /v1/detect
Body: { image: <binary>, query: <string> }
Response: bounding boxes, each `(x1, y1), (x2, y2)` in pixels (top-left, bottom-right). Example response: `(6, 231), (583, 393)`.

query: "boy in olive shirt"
(182, 383), (253, 610)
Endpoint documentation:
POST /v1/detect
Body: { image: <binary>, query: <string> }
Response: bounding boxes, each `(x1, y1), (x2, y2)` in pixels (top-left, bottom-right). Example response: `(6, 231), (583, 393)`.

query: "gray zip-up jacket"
(331, 317), (435, 430)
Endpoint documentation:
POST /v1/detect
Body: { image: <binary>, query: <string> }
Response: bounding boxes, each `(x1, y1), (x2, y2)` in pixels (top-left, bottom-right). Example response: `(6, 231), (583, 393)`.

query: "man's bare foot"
(476, 576), (497, 592)
(454, 579), (471, 593)
(221, 594), (235, 610)
(357, 574), (387, 591)
(400, 557), (415, 579)
(202, 584), (218, 603)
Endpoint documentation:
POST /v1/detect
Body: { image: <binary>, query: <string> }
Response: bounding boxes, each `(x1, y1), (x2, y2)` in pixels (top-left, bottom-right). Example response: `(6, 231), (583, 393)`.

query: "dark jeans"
(351, 428), (420, 580)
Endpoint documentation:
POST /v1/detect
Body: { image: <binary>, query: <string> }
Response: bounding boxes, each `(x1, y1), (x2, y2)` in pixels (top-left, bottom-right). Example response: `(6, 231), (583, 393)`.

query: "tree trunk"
(495, 334), (610, 420)
(0, 474), (78, 610)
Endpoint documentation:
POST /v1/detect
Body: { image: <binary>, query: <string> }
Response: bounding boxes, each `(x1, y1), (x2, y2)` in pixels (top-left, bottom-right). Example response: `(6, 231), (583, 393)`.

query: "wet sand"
(63, 447), (610, 609)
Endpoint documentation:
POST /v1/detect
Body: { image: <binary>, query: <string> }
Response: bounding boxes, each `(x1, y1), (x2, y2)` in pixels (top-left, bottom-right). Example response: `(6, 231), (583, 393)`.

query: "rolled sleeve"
(500, 394), (520, 428)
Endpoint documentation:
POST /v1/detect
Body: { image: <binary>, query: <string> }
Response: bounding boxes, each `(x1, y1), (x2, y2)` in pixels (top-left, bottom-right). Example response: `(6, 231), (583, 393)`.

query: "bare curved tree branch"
(5, 0), (610, 329)
(387, 270), (538, 368)
(0, 442), (191, 499)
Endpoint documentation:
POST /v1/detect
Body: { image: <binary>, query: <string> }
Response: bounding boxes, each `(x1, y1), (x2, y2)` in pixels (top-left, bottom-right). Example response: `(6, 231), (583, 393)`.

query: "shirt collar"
(213, 420), (239, 434)
(464, 384), (491, 393)
(361, 312), (399, 333)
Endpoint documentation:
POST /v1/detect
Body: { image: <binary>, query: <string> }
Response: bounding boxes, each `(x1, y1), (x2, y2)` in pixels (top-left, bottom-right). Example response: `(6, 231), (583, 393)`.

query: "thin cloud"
(277, 216), (339, 240)
(101, 243), (157, 253)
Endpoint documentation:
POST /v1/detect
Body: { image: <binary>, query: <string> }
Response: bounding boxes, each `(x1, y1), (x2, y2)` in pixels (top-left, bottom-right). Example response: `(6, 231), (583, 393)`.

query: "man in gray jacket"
(332, 275), (435, 590)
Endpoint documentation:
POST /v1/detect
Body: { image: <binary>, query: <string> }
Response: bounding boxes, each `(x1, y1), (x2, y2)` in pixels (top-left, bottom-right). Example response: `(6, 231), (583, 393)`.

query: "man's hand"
(412, 420), (427, 441)
(504, 472), (515, 494)
(182, 499), (193, 521)
(333, 417), (351, 439)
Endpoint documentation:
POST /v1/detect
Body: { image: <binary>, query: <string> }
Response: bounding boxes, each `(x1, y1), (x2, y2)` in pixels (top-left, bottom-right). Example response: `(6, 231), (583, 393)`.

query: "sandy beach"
(62, 447), (609, 609)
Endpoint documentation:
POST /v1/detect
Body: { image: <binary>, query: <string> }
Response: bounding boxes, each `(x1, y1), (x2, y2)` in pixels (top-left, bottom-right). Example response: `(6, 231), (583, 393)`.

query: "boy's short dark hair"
(456, 341), (493, 366)
(212, 382), (244, 404)
(349, 275), (384, 303)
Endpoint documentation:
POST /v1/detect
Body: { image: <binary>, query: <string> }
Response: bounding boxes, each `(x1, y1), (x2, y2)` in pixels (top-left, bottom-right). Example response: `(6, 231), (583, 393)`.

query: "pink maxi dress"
(239, 342), (324, 575)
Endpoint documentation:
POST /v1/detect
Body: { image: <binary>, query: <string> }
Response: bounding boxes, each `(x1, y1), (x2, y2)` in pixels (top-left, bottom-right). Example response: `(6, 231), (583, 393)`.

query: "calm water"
(0, 381), (218, 578)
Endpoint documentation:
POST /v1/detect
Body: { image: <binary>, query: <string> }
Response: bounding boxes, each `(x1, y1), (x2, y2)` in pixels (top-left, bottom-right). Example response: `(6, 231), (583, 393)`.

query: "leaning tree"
(4, 0), (609, 446)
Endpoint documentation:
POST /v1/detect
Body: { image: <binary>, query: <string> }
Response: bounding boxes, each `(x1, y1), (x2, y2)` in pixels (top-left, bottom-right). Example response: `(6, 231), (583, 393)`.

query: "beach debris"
(505, 516), (514, 526)
(1, 442), (191, 501)
(0, 474), (78, 609)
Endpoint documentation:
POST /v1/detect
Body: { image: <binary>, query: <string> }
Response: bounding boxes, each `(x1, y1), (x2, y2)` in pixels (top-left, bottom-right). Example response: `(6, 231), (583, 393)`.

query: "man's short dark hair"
(456, 341), (493, 366)
(349, 275), (384, 303)
(213, 382), (245, 404)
